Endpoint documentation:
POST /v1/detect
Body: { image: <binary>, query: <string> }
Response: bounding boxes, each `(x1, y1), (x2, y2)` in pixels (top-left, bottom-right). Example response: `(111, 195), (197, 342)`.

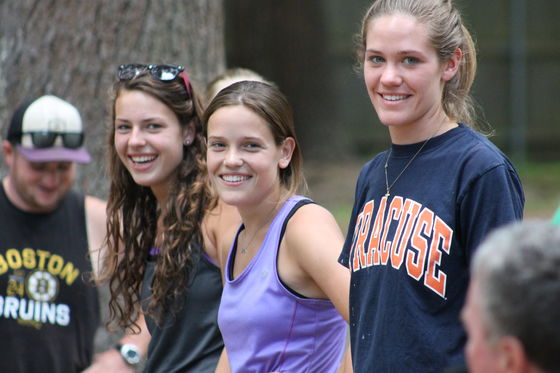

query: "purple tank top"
(218, 196), (347, 373)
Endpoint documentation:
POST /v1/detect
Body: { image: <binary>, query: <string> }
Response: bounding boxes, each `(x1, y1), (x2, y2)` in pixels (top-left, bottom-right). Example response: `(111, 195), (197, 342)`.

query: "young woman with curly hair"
(95, 64), (238, 373)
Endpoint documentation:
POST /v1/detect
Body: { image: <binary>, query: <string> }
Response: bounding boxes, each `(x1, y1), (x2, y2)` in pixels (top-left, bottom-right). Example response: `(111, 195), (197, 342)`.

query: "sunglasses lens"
(150, 65), (184, 81)
(30, 132), (57, 148)
(117, 64), (146, 80)
(62, 133), (84, 149)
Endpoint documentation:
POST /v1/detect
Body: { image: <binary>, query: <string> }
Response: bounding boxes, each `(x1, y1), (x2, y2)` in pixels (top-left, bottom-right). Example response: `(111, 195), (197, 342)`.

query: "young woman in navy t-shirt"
(338, 1), (525, 372)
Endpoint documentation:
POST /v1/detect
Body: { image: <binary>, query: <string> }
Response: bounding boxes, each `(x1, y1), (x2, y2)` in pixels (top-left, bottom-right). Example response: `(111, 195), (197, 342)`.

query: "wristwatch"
(115, 343), (141, 366)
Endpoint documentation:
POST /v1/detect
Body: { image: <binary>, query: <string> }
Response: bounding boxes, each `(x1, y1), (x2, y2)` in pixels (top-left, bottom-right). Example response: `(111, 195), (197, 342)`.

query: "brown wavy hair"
(101, 70), (213, 329)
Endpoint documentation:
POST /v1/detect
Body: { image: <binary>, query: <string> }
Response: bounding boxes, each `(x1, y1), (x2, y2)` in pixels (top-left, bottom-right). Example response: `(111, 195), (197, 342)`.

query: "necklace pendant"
(385, 192), (390, 198)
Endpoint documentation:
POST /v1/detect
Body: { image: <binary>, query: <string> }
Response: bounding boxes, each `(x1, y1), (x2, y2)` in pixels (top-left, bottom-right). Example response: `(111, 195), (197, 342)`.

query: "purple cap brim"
(17, 145), (91, 163)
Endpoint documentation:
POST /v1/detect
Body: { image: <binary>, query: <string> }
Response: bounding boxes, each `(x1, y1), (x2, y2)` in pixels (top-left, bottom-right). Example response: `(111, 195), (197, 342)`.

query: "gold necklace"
(384, 123), (445, 198)
(239, 202), (280, 254)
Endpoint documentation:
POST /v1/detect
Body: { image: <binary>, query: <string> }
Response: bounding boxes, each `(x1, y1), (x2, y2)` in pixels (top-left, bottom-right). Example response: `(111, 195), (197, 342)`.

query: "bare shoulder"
(286, 202), (342, 240)
(283, 202), (344, 264)
(202, 200), (241, 268)
(85, 195), (107, 221)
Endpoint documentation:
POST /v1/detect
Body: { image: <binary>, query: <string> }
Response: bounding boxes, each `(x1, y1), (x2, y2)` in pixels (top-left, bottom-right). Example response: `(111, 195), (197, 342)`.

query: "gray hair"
(472, 220), (560, 372)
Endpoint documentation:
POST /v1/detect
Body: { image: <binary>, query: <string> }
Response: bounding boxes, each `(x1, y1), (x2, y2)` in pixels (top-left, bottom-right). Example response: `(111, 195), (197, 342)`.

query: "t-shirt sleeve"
(458, 163), (525, 262)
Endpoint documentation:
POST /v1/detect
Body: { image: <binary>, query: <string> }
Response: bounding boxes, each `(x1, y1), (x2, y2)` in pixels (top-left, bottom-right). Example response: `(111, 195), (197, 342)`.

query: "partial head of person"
(204, 67), (273, 108)
(204, 80), (305, 201)
(462, 221), (560, 373)
(105, 63), (211, 326)
(2, 95), (90, 213)
(358, 0), (478, 131)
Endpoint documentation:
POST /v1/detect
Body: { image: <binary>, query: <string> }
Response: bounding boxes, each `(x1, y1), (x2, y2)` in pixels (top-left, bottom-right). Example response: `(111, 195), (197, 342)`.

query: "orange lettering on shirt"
(424, 216), (453, 298)
(406, 208), (434, 280)
(391, 199), (422, 270)
(352, 201), (374, 271)
(380, 197), (403, 265)
(367, 196), (388, 266)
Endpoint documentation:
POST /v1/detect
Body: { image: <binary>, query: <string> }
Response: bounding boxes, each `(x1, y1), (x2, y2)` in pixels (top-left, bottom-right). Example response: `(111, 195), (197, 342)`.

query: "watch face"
(120, 343), (141, 365)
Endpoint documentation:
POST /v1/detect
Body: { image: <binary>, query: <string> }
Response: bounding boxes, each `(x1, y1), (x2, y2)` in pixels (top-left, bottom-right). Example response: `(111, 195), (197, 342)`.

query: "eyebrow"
(114, 117), (164, 123)
(366, 48), (423, 55)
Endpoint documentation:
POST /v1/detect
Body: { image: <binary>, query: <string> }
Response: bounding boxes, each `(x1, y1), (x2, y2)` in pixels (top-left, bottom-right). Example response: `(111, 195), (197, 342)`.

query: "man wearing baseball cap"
(0, 95), (106, 372)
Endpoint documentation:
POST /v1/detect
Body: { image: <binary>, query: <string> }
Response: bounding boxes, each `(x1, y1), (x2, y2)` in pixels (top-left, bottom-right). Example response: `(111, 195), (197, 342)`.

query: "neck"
(151, 184), (170, 210)
(388, 111), (456, 145)
(238, 191), (288, 232)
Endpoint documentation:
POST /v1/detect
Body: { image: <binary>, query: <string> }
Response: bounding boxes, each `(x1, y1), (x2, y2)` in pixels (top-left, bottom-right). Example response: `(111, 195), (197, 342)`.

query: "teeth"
(383, 95), (408, 101)
(131, 155), (156, 163)
(222, 175), (249, 182)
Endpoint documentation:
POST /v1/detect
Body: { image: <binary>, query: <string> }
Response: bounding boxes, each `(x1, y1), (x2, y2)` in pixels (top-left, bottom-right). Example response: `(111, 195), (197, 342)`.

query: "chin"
(378, 117), (412, 129)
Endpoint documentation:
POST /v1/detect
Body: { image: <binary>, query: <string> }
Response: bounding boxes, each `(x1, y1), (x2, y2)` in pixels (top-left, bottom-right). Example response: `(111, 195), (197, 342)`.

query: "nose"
(224, 148), (243, 167)
(41, 169), (61, 188)
(128, 127), (146, 147)
(380, 64), (402, 86)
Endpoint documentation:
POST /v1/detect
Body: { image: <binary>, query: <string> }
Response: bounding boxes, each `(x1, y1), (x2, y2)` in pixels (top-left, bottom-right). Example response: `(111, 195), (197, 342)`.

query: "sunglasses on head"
(117, 63), (192, 96)
(22, 131), (84, 149)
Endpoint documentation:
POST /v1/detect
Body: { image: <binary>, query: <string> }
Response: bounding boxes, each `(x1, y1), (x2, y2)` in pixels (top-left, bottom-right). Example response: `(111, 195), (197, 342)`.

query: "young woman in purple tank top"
(204, 81), (352, 373)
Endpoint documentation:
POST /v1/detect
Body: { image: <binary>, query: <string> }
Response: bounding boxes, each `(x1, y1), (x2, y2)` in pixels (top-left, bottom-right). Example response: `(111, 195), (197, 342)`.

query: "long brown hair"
(101, 70), (213, 329)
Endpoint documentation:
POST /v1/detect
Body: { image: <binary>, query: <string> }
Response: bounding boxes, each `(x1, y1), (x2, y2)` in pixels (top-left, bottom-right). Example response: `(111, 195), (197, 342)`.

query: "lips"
(219, 173), (252, 185)
(380, 93), (410, 101)
(130, 154), (157, 164)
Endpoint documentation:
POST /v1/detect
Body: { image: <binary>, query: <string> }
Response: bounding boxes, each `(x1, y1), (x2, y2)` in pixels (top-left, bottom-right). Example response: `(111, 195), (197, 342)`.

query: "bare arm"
(336, 344), (353, 373)
(82, 314), (151, 372)
(282, 203), (350, 322)
(214, 348), (231, 373)
(84, 196), (151, 371)
(85, 195), (107, 277)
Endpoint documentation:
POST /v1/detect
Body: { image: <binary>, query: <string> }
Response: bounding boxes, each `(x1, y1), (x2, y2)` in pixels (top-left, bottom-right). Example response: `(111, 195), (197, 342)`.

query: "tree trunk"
(0, 0), (225, 198)
(0, 0), (224, 361)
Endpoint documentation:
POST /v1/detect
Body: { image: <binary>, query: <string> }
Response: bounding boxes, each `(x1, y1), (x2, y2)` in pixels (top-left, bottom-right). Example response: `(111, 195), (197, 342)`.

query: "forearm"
(336, 343), (353, 373)
(82, 314), (150, 372)
(214, 348), (231, 373)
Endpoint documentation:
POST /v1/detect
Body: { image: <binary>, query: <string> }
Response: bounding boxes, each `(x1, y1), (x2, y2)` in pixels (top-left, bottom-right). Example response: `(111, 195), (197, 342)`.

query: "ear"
(496, 336), (530, 373)
(442, 47), (462, 82)
(278, 137), (295, 169)
(183, 123), (196, 146)
(2, 140), (16, 169)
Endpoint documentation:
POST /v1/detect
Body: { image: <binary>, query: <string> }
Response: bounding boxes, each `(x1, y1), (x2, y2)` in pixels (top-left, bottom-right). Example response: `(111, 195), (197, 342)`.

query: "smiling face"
(114, 89), (193, 202)
(2, 141), (76, 213)
(206, 105), (293, 210)
(363, 14), (458, 143)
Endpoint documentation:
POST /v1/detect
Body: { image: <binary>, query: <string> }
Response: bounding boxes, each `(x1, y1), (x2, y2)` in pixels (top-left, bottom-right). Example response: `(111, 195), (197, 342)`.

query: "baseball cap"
(6, 95), (91, 163)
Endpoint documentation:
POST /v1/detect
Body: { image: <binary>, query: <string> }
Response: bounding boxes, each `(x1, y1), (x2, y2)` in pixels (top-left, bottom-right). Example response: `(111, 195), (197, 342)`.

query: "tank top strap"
(227, 196), (314, 282)
(258, 195), (314, 266)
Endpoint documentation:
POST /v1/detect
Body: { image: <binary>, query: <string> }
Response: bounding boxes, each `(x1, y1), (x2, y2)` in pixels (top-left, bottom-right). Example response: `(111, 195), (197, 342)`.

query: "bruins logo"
(26, 270), (59, 302)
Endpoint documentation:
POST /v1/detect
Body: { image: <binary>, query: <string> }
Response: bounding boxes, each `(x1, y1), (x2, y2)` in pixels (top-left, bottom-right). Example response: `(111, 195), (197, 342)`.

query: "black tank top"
(141, 243), (223, 373)
(0, 184), (100, 372)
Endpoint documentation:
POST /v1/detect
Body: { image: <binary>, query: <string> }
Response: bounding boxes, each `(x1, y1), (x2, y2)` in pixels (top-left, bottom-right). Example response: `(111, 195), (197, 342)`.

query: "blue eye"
(115, 123), (130, 131)
(244, 142), (262, 150)
(147, 123), (163, 130)
(368, 55), (385, 64)
(209, 141), (225, 149)
(403, 57), (419, 65)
